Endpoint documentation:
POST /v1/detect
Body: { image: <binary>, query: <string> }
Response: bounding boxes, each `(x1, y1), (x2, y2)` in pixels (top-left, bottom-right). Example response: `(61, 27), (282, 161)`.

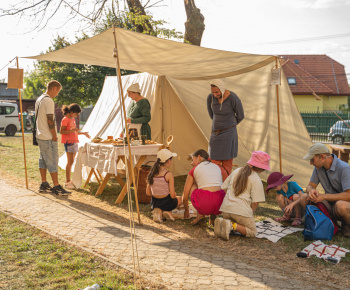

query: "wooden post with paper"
(7, 59), (28, 188)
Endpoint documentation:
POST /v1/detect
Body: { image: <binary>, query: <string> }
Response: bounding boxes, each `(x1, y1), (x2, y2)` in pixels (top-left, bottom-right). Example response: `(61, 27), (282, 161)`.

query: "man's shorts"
(64, 142), (79, 153)
(321, 200), (341, 221)
(37, 139), (58, 173)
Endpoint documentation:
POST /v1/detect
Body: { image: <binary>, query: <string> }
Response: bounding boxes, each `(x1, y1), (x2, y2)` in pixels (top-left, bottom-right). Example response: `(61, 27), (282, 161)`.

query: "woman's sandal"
(292, 217), (303, 226)
(274, 215), (291, 222)
(163, 211), (175, 221)
(191, 214), (205, 225)
(153, 208), (163, 223)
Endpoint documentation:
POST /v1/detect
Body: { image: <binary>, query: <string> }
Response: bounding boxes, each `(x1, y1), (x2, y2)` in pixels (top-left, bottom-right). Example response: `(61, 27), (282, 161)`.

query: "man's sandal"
(274, 215), (291, 222)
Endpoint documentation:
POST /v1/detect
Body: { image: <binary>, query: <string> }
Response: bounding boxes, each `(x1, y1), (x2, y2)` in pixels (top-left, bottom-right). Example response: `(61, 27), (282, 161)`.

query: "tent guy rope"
(112, 25), (142, 289)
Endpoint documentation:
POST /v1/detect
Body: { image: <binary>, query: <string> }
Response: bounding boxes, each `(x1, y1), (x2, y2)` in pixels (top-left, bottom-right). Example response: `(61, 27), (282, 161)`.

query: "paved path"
(0, 179), (343, 289)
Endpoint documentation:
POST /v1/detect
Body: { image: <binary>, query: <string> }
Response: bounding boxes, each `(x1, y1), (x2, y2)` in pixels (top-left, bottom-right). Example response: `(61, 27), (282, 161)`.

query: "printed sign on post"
(270, 68), (281, 86)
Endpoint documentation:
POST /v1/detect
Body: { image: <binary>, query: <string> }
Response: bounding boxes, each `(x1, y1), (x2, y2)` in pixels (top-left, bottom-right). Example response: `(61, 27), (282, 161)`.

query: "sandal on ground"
(163, 211), (175, 221)
(153, 208), (163, 223)
(191, 214), (205, 225)
(292, 217), (302, 226)
(274, 215), (291, 222)
(64, 181), (75, 190)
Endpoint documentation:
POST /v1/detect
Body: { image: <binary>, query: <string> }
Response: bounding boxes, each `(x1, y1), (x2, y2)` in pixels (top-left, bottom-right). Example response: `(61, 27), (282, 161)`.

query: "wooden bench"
(329, 144), (350, 163)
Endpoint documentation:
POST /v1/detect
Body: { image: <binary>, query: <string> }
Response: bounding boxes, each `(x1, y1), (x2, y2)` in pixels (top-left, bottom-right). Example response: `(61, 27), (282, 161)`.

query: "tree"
(23, 10), (182, 105)
(183, 0), (205, 46)
(1, 0), (205, 45)
(93, 9), (183, 39)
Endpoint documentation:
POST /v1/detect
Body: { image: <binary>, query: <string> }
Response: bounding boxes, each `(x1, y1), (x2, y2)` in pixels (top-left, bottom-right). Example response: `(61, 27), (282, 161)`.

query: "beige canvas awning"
(26, 27), (275, 80)
(27, 27), (314, 186)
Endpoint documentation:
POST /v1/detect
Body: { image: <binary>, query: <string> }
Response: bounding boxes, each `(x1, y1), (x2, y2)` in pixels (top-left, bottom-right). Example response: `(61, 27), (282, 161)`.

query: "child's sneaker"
(220, 219), (233, 241)
(214, 217), (223, 238)
(64, 181), (75, 190)
(51, 185), (71, 196)
(39, 182), (52, 193)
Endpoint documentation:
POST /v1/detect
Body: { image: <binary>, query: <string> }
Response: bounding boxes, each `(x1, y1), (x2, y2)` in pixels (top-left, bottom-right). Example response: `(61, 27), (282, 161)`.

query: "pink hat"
(247, 151), (271, 171)
(266, 172), (293, 193)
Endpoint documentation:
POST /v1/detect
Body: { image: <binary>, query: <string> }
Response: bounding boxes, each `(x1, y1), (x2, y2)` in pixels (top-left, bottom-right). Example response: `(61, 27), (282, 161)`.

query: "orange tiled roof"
(280, 55), (350, 95)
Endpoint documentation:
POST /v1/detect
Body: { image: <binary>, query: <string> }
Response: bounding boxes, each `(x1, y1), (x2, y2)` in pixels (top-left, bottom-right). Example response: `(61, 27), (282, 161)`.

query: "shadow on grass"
(47, 174), (350, 269)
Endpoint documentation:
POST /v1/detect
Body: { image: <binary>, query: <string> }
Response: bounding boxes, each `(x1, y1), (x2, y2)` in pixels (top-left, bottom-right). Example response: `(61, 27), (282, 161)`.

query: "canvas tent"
(26, 27), (313, 185)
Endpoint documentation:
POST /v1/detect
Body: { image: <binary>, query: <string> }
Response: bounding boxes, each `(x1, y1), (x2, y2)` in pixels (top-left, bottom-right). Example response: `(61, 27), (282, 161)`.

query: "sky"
(1, 0), (350, 82)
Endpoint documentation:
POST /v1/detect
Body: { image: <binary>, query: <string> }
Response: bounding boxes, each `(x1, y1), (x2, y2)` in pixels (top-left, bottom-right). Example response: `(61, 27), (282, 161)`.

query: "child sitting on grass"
(146, 149), (182, 222)
(266, 172), (304, 226)
(214, 151), (271, 240)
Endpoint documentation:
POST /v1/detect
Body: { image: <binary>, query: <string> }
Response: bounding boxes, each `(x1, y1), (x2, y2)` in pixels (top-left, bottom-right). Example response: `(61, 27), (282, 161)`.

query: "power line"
(243, 32), (350, 46)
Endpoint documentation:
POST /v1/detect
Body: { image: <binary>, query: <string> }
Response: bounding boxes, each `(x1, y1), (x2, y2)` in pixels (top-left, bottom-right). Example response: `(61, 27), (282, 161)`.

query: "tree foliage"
(15, 0), (203, 106)
(23, 35), (120, 106)
(0, 1), (163, 32)
(1, 0), (204, 44)
(23, 9), (183, 106)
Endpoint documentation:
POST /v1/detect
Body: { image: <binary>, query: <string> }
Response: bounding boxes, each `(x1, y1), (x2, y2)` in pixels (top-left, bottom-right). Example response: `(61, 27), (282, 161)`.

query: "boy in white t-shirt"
(35, 80), (70, 195)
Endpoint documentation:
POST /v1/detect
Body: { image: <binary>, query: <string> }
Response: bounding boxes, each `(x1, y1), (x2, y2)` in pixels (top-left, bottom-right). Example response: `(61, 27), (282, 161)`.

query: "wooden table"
(72, 142), (161, 203)
(329, 144), (350, 163)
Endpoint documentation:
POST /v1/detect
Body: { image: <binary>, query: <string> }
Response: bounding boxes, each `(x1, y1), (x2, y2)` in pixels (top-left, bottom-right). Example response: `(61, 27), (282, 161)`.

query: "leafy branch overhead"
(1, 0), (204, 45)
(12, 0), (205, 106)
(23, 9), (183, 106)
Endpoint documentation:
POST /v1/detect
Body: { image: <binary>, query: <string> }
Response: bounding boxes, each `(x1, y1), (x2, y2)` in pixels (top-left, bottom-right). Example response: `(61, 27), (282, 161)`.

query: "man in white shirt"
(35, 80), (70, 195)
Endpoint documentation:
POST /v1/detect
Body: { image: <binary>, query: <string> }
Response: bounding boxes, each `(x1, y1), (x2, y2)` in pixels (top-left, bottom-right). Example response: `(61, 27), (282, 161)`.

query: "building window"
(287, 77), (297, 85)
(294, 59), (299, 64)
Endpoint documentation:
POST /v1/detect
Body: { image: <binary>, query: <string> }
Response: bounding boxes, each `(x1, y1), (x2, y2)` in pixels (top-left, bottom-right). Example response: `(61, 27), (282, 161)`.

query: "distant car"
(328, 120), (350, 144)
(0, 102), (21, 136)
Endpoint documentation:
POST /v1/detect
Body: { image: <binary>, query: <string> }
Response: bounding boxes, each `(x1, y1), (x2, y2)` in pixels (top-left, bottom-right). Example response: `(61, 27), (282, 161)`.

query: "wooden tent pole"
(112, 27), (141, 224)
(16, 57), (29, 188)
(275, 57), (282, 172)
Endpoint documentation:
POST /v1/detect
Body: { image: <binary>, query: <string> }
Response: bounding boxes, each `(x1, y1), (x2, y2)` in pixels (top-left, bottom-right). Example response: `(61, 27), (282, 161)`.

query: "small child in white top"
(214, 151), (271, 240)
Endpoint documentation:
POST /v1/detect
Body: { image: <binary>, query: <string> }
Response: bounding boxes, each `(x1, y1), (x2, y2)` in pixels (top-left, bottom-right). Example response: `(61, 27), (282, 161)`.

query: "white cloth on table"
(72, 142), (160, 188)
(300, 240), (349, 264)
(255, 218), (303, 243)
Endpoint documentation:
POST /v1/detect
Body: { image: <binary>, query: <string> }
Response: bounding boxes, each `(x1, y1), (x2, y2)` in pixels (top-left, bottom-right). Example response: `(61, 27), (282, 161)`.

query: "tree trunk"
(184, 0), (205, 46)
(126, 0), (154, 34)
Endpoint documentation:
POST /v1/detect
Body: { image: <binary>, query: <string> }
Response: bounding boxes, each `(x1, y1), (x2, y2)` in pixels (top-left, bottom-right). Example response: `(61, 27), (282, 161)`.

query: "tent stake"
(16, 57), (29, 188)
(112, 28), (141, 224)
(275, 57), (282, 172)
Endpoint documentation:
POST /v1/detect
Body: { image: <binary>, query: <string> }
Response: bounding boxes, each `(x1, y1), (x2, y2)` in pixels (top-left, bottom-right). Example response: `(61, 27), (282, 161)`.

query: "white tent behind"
(79, 70), (313, 185)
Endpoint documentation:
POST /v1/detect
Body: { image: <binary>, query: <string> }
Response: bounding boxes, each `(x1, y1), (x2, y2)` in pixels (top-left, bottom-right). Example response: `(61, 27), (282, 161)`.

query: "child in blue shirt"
(266, 172), (304, 226)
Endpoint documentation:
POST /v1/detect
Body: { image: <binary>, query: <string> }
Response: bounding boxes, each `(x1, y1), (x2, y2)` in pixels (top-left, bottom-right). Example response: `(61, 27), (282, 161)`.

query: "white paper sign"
(270, 68), (281, 86)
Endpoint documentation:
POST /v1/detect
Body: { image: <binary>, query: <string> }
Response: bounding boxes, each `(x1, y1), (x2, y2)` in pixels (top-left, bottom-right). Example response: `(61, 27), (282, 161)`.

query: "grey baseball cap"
(303, 143), (330, 160)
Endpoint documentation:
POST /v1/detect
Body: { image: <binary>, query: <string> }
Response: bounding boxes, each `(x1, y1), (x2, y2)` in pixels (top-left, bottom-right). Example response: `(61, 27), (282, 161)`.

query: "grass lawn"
(1, 133), (350, 287)
(0, 212), (137, 289)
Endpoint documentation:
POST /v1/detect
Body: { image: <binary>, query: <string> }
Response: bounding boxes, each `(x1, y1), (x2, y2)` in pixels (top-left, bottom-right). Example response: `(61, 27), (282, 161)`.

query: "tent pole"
(16, 57), (29, 188)
(275, 57), (282, 172)
(112, 27), (141, 224)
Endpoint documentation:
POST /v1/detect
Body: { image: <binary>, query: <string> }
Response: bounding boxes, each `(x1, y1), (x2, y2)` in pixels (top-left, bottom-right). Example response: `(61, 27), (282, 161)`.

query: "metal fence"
(300, 112), (350, 144)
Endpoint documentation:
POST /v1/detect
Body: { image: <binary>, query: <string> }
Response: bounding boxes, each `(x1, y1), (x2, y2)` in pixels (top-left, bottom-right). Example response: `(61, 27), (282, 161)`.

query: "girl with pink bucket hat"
(266, 172), (304, 226)
(214, 151), (271, 240)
